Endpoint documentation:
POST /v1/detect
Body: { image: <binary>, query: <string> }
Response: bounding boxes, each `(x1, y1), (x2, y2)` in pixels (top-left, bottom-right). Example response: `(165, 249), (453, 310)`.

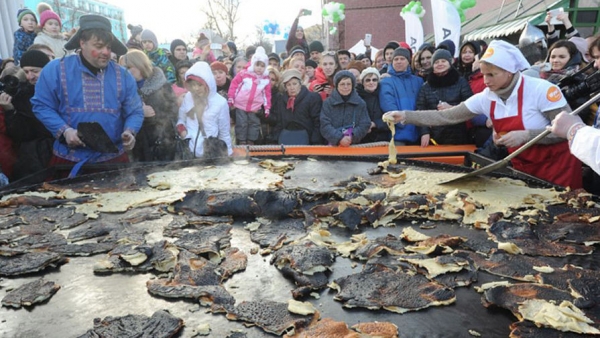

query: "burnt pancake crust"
(330, 266), (456, 313)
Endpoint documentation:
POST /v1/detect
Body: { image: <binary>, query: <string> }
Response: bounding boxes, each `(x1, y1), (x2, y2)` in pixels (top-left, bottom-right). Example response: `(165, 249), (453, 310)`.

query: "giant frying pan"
(440, 91), (600, 185)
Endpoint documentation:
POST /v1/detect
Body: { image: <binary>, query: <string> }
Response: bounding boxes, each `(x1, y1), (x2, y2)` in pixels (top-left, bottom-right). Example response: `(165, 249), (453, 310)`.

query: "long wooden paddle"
(439, 91), (600, 185)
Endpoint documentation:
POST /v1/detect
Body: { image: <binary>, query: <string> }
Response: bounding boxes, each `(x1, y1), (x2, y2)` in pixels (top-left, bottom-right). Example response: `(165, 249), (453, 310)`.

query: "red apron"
(490, 79), (582, 189)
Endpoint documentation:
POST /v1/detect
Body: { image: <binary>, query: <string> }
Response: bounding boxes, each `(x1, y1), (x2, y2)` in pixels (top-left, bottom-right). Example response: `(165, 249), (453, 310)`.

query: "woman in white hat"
(271, 69), (323, 145)
(383, 40), (582, 189)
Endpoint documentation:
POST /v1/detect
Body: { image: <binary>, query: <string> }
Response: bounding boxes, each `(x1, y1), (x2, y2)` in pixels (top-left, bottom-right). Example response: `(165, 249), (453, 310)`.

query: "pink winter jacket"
(227, 70), (272, 114)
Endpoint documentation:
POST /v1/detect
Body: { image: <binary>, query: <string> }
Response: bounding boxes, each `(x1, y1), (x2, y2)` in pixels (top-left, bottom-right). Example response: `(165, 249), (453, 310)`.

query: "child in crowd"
(34, 8), (67, 58)
(211, 61), (231, 100)
(305, 59), (317, 82)
(228, 47), (272, 145)
(126, 24), (143, 50)
(192, 33), (216, 63)
(13, 8), (38, 65)
(140, 29), (176, 84)
(172, 60), (193, 107)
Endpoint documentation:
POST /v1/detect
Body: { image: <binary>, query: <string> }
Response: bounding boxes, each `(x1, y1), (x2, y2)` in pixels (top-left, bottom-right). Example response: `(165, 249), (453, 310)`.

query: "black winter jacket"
(271, 86), (323, 144)
(416, 68), (473, 145)
(356, 84), (389, 143)
(5, 83), (52, 144)
(4, 82), (53, 182)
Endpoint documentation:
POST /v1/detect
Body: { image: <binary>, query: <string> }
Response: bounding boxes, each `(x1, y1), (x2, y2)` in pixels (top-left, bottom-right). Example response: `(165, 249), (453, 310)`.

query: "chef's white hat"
(480, 40), (531, 73)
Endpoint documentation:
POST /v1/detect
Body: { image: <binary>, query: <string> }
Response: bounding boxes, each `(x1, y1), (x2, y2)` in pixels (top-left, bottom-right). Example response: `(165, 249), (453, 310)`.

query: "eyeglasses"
(141, 40), (153, 44)
(364, 78), (378, 83)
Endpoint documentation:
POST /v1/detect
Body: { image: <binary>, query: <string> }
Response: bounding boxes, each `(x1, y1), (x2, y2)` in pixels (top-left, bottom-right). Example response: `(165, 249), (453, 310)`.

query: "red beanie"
(398, 41), (413, 60)
(40, 10), (61, 28)
(210, 61), (228, 74)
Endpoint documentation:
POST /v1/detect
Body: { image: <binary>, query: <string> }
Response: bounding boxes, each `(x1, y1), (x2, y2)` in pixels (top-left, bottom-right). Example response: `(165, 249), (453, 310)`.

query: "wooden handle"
(505, 90), (600, 161)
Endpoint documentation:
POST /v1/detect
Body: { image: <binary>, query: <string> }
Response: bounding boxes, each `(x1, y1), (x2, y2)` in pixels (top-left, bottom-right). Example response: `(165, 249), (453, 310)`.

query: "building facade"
(325, 0), (600, 51)
(24, 0), (127, 41)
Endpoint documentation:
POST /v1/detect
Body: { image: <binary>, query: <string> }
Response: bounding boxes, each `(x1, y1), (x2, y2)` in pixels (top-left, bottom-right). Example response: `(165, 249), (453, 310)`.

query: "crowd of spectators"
(1, 5), (600, 193)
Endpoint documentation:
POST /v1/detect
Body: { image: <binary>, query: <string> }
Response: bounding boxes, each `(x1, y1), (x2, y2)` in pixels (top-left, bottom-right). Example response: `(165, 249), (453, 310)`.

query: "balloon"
(262, 20), (280, 35)
(400, 0), (425, 20)
(282, 25), (291, 40)
(329, 26), (337, 35)
(447, 0), (476, 22)
(322, 2), (346, 23)
(460, 0), (476, 10)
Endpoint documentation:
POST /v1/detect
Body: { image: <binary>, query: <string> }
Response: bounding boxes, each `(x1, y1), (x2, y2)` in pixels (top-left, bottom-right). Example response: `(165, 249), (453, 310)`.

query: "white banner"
(430, 0), (461, 57)
(401, 12), (424, 55)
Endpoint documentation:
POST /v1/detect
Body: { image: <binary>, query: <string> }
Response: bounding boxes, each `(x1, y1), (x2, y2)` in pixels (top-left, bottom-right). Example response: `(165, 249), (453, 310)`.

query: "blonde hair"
(119, 50), (153, 79)
(267, 66), (283, 91)
(0, 66), (26, 83)
(281, 56), (306, 78)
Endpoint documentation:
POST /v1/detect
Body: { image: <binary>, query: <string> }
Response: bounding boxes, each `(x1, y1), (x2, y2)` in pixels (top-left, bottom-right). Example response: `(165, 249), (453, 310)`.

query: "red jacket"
(469, 70), (486, 94)
(308, 67), (335, 101)
(0, 108), (16, 178)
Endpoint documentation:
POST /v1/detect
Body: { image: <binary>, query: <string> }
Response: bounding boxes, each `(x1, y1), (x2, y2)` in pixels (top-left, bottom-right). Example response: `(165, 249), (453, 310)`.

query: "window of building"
(576, 10), (598, 24)
(578, 0), (600, 7)
(569, 0), (600, 36)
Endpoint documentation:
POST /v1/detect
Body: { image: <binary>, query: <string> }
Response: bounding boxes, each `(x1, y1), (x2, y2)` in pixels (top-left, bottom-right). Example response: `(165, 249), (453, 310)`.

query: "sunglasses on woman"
(364, 78), (378, 83)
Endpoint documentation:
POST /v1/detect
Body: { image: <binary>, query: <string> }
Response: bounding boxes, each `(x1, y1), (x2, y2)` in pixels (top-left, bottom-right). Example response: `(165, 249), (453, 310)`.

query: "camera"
(558, 63), (600, 102)
(0, 75), (20, 97)
(560, 69), (600, 102)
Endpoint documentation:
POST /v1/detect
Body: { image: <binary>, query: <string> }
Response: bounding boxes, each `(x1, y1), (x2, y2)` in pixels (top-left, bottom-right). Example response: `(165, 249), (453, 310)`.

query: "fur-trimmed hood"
(139, 66), (167, 96)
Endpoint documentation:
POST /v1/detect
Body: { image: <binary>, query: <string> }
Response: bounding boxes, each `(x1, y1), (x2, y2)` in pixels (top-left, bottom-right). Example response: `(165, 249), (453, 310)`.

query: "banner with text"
(431, 0), (461, 57)
(401, 12), (424, 54)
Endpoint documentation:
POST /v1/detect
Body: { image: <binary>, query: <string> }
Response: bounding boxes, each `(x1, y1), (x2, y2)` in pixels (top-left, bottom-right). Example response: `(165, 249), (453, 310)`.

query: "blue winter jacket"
(32, 55), (144, 162)
(379, 65), (423, 143)
(13, 29), (36, 65)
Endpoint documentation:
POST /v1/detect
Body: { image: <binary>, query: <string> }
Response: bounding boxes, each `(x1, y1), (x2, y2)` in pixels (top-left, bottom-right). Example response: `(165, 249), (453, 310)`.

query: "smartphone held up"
(364, 33), (372, 47)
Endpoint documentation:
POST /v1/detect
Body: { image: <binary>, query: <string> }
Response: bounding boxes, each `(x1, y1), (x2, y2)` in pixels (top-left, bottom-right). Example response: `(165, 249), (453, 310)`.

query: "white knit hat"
(248, 46), (269, 76)
(481, 40), (530, 73)
(359, 67), (380, 82)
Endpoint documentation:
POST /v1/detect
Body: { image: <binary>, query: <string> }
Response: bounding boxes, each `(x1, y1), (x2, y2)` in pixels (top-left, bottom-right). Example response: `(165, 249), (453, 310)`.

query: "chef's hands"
(494, 130), (529, 148)
(382, 111), (406, 124)
(547, 111), (584, 138)
(122, 130), (136, 151)
(64, 128), (85, 148)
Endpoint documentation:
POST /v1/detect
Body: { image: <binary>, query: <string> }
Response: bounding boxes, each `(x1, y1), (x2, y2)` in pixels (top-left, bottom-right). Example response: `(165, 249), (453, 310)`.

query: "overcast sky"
(101, 0), (323, 47)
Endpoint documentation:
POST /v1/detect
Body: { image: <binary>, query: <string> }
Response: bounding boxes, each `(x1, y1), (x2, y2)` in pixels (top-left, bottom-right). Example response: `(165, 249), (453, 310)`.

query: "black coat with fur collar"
(271, 86), (323, 144)
(356, 84), (389, 143)
(132, 67), (179, 161)
(416, 67), (473, 145)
